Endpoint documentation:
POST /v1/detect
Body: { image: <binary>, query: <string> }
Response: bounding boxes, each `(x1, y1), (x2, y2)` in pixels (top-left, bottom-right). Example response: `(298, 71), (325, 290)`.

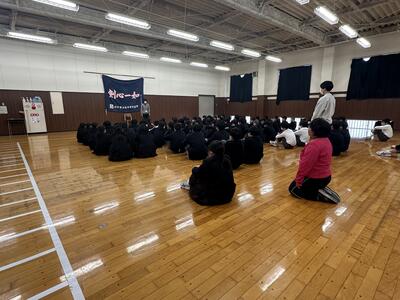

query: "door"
(198, 95), (215, 117)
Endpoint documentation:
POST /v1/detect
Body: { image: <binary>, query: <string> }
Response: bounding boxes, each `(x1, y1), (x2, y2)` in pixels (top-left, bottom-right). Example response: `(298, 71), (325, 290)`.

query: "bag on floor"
(318, 186), (341, 204)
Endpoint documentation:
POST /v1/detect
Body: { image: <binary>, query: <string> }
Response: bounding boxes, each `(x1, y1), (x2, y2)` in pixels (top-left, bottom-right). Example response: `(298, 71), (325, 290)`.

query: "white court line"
(17, 143), (84, 299)
(0, 163), (24, 168)
(0, 156), (22, 160)
(0, 209), (41, 223)
(28, 281), (69, 300)
(0, 169), (25, 173)
(0, 173), (28, 180)
(0, 248), (55, 272)
(0, 180), (30, 187)
(0, 197), (36, 208)
(0, 187), (33, 196)
(0, 226), (46, 242)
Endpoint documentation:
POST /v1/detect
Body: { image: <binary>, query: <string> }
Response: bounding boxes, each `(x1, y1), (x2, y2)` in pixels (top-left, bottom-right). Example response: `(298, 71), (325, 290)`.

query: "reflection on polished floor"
(1, 132), (399, 299)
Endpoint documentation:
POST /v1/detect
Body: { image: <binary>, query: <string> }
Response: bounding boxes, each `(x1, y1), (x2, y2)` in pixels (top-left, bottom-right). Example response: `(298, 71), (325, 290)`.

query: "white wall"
(0, 38), (223, 96)
(222, 31), (400, 96)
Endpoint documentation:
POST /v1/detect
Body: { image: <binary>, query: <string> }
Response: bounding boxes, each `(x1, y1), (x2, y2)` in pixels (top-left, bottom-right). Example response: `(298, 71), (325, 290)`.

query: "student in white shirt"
(312, 81), (336, 124)
(294, 119), (310, 147)
(372, 119), (393, 141)
(271, 121), (296, 149)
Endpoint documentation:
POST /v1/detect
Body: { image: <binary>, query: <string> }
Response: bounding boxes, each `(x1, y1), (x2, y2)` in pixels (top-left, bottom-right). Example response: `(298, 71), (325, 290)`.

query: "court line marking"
(0, 226), (46, 242)
(0, 179), (30, 187)
(0, 248), (55, 272)
(0, 187), (33, 196)
(0, 167), (26, 173)
(0, 197), (37, 208)
(0, 156), (22, 160)
(0, 209), (41, 223)
(0, 173), (28, 180)
(0, 163), (25, 168)
(28, 281), (69, 300)
(17, 142), (85, 300)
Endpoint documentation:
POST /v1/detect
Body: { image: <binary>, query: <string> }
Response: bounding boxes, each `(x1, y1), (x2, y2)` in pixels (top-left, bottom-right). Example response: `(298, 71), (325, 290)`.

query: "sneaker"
(318, 187), (341, 204)
(180, 181), (190, 190)
(270, 141), (278, 147)
(376, 150), (392, 157)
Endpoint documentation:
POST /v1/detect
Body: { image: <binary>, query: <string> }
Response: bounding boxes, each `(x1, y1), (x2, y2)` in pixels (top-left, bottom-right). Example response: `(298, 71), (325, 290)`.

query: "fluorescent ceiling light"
(190, 62), (208, 68)
(241, 49), (261, 58)
(266, 55), (282, 63)
(363, 57), (371, 62)
(339, 25), (358, 39)
(7, 31), (56, 44)
(357, 37), (371, 48)
(32, 0), (79, 11)
(167, 29), (199, 42)
(73, 43), (108, 52)
(295, 0), (310, 4)
(106, 13), (151, 30)
(215, 66), (230, 71)
(210, 40), (234, 51)
(314, 6), (339, 25)
(160, 57), (182, 63)
(122, 51), (149, 59)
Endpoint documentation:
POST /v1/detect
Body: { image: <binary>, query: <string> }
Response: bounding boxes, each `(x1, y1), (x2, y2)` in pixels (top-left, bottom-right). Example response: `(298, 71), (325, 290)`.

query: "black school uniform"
(263, 125), (276, 143)
(94, 132), (111, 156)
(243, 136), (264, 164)
(208, 130), (229, 144)
(189, 155), (236, 206)
(152, 127), (166, 148)
(184, 132), (208, 160)
(329, 130), (345, 156)
(341, 129), (350, 152)
(169, 130), (186, 153)
(225, 140), (244, 170)
(135, 132), (157, 158)
(108, 134), (133, 161)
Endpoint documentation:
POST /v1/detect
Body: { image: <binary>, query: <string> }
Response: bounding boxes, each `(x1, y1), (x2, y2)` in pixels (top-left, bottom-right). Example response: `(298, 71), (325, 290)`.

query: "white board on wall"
(50, 92), (64, 114)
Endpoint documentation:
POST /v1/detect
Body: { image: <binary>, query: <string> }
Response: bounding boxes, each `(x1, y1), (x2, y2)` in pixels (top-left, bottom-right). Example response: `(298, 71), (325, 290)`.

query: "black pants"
(374, 130), (389, 142)
(289, 176), (331, 201)
(278, 137), (294, 149)
(142, 113), (150, 121)
(296, 135), (305, 147)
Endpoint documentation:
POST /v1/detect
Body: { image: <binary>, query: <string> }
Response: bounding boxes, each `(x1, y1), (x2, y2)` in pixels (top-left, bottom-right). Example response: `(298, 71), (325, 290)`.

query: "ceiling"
(0, 0), (399, 65)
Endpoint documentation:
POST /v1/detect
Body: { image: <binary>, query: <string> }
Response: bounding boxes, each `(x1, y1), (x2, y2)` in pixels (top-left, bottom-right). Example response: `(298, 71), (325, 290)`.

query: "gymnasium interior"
(0, 0), (400, 299)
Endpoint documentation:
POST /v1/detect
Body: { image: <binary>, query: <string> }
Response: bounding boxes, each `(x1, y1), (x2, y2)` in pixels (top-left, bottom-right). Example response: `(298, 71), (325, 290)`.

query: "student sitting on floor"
(151, 120), (166, 148)
(108, 129), (133, 162)
(262, 120), (277, 144)
(77, 123), (86, 143)
(135, 124), (157, 158)
(271, 121), (296, 149)
(126, 126), (137, 152)
(225, 127), (244, 170)
(294, 119), (309, 147)
(208, 120), (229, 144)
(288, 118), (337, 202)
(243, 126), (264, 164)
(372, 118), (393, 142)
(168, 123), (186, 153)
(339, 118), (351, 152)
(94, 126), (111, 156)
(184, 123), (208, 160)
(329, 119), (345, 156)
(181, 141), (236, 206)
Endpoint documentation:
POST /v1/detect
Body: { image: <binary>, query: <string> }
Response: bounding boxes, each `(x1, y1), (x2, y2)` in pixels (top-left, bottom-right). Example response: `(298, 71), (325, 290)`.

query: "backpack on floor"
(318, 186), (341, 204)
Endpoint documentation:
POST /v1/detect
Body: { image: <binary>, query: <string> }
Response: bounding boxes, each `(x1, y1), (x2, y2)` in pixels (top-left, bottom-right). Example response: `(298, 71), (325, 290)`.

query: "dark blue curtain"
(277, 65), (312, 104)
(347, 53), (400, 100)
(230, 73), (253, 102)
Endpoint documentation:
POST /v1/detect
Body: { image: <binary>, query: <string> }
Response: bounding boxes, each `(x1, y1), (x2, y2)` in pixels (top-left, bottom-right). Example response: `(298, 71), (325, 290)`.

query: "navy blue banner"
(102, 75), (143, 112)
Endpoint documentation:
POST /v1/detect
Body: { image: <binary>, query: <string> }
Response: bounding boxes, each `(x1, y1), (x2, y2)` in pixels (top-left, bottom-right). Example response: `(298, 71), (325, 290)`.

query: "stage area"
(1, 132), (399, 299)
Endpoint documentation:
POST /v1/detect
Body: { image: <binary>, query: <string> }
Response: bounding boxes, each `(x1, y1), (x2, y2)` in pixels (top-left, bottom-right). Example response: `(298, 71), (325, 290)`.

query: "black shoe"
(318, 187), (341, 204)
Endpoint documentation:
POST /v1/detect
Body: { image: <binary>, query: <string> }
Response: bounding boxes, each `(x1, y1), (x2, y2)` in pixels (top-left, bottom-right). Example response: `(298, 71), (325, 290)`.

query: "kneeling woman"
(182, 141), (236, 206)
(289, 118), (333, 201)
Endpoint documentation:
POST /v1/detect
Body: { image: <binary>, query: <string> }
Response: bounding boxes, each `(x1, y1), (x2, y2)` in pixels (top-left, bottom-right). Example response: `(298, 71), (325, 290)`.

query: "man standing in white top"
(312, 81), (336, 124)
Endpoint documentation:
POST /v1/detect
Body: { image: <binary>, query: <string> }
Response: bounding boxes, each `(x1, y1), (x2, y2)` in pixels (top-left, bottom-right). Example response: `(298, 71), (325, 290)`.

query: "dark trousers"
(289, 176), (331, 200)
(142, 113), (150, 121)
(374, 129), (389, 142)
(278, 137), (294, 149)
(296, 135), (306, 147)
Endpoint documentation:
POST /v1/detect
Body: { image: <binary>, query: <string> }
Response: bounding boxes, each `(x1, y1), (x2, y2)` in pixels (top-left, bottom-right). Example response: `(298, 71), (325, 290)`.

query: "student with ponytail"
(181, 140), (236, 205)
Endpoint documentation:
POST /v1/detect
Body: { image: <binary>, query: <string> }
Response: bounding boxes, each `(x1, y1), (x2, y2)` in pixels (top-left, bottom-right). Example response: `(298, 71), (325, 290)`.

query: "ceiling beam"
(211, 0), (328, 45)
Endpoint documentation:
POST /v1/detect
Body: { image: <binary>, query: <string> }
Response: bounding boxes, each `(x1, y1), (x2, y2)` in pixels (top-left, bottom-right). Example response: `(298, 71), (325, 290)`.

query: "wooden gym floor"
(0, 132), (399, 300)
